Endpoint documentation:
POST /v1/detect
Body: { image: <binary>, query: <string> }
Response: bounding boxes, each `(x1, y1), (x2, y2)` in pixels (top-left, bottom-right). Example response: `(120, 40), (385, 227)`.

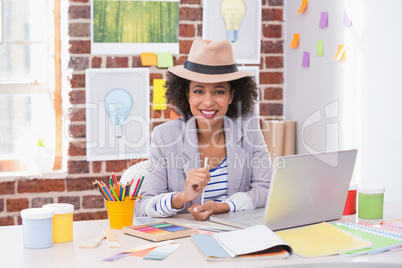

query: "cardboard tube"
(283, 120), (296, 156)
(262, 120), (284, 163)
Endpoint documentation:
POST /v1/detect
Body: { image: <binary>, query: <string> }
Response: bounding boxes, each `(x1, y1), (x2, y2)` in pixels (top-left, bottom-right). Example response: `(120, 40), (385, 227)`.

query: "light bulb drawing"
(104, 88), (133, 138)
(220, 0), (246, 43)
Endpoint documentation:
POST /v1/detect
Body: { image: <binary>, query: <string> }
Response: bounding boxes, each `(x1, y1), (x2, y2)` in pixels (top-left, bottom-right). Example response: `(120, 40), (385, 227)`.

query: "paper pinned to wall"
(157, 52), (174, 68)
(290, 33), (300, 48)
(297, 0), (308, 14)
(302, 51), (310, 67)
(319, 12), (328, 28)
(344, 10), (352, 26)
(140, 53), (158, 66)
(153, 79), (167, 110)
(334, 44), (346, 61)
(316, 40), (324, 56)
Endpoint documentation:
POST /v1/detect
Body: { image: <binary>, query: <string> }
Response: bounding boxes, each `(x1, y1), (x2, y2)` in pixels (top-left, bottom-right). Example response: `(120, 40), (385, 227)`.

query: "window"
(0, 0), (61, 173)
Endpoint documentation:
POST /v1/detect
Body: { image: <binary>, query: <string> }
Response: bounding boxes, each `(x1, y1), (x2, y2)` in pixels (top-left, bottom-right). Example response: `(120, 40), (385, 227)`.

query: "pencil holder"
(42, 203), (74, 243)
(106, 199), (136, 229)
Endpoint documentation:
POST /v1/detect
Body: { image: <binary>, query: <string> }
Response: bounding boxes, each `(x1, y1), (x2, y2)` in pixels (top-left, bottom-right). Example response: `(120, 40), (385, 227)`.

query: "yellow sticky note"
(140, 53), (158, 66)
(290, 33), (300, 48)
(334, 44), (346, 61)
(297, 0), (308, 14)
(157, 52), (174, 68)
(153, 79), (167, 110)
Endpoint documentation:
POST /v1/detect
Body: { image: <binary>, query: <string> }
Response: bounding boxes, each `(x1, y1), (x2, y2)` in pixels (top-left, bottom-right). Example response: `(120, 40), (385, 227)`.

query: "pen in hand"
(200, 157), (209, 205)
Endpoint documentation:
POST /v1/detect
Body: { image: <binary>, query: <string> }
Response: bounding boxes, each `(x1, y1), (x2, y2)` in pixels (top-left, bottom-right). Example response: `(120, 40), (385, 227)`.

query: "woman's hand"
(171, 166), (210, 209)
(188, 201), (230, 221)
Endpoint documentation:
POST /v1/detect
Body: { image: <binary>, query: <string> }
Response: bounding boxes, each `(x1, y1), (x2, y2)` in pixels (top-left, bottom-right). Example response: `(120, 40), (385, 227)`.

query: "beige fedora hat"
(168, 39), (253, 83)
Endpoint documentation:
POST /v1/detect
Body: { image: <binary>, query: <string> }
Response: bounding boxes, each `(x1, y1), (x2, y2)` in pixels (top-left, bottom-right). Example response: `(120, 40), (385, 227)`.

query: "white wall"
(284, 0), (402, 204)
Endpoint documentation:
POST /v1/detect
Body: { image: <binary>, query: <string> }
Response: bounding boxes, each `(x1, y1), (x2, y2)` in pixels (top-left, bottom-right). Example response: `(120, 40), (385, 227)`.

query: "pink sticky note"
(319, 12), (328, 28)
(344, 10), (352, 26)
(302, 51), (310, 67)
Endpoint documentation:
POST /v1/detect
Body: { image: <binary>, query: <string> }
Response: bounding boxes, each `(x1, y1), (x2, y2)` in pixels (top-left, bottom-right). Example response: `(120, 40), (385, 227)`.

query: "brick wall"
(0, 0), (284, 226)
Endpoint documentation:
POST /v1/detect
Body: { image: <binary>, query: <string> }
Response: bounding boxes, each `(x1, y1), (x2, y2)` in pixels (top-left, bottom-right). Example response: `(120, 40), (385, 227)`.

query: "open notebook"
(334, 222), (402, 256)
(274, 222), (372, 258)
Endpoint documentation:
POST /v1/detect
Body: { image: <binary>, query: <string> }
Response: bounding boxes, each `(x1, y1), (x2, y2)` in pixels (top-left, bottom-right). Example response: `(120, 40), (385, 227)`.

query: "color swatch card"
(123, 221), (198, 242)
(275, 222), (373, 258)
(143, 244), (180, 260)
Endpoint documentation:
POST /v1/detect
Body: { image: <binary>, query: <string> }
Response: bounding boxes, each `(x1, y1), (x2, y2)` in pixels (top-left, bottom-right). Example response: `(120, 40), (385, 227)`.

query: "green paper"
(157, 52), (174, 68)
(316, 40), (324, 56)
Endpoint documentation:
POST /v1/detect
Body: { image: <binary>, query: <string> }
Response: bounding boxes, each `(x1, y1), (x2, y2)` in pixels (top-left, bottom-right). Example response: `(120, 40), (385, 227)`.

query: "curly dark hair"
(165, 71), (258, 121)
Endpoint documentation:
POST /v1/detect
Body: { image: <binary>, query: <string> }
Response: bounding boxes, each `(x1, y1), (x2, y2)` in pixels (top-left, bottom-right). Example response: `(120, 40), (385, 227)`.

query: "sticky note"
(319, 12), (328, 28)
(334, 44), (346, 61)
(157, 52), (174, 68)
(153, 79), (167, 110)
(297, 0), (308, 14)
(316, 41), (324, 56)
(140, 53), (158, 66)
(170, 109), (181, 120)
(344, 10), (352, 26)
(302, 51), (310, 67)
(290, 33), (300, 48)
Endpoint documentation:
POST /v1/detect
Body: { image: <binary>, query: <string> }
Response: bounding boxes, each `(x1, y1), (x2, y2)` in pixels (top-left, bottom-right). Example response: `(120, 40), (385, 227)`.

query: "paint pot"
(343, 184), (357, 215)
(21, 208), (53, 249)
(43, 203), (74, 243)
(358, 186), (385, 219)
(106, 199), (135, 229)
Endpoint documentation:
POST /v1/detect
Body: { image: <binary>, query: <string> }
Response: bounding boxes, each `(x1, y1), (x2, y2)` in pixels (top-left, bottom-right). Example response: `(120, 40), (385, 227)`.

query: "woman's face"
(187, 81), (234, 129)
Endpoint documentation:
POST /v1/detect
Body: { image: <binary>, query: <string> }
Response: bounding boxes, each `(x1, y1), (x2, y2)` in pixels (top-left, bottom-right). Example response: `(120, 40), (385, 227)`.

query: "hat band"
(184, 60), (238, 75)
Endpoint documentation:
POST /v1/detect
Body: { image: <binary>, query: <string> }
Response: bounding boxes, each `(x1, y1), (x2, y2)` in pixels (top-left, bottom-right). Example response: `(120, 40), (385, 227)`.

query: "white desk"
(2, 203), (402, 268)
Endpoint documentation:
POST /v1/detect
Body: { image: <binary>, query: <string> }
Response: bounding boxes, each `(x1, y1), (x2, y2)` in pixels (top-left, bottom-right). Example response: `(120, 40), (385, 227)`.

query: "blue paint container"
(21, 208), (54, 249)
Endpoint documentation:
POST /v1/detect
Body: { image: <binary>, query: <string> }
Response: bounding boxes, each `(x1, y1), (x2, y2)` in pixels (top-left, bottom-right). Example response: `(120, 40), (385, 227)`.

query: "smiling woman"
(135, 39), (272, 221)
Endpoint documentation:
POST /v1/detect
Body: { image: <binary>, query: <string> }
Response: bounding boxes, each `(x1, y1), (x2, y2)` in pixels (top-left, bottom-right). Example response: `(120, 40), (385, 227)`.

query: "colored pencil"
(134, 176), (145, 197)
(110, 185), (120, 201)
(112, 173), (118, 186)
(132, 179), (141, 197)
(101, 181), (115, 201)
(121, 184), (126, 201)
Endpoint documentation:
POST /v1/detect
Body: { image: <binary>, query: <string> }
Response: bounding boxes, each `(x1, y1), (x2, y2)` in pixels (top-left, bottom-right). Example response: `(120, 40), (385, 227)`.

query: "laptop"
(209, 149), (358, 231)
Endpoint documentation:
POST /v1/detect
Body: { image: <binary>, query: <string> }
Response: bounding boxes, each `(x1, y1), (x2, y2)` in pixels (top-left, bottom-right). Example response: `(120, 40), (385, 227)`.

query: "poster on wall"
(202, 0), (261, 64)
(91, 0), (179, 55)
(85, 68), (150, 161)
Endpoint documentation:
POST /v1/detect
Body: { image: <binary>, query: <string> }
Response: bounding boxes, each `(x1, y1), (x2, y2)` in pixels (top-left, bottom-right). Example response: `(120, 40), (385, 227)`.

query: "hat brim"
(168, 65), (254, 83)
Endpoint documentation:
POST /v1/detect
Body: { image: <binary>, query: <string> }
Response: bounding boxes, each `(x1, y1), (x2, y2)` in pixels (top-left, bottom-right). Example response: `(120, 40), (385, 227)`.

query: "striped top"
(203, 156), (229, 203)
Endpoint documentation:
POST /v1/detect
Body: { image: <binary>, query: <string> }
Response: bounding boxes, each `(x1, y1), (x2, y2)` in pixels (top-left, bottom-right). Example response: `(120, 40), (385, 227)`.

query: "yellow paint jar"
(43, 203), (74, 243)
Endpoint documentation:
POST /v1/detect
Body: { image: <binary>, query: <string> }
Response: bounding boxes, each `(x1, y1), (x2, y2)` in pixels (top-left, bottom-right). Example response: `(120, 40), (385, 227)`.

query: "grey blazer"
(135, 112), (272, 216)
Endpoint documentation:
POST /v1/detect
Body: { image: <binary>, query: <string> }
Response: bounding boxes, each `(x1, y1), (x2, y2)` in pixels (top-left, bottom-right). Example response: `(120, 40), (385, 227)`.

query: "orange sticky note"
(141, 53), (158, 66)
(290, 33), (300, 48)
(297, 0), (308, 14)
(334, 44), (346, 61)
(169, 109), (181, 120)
